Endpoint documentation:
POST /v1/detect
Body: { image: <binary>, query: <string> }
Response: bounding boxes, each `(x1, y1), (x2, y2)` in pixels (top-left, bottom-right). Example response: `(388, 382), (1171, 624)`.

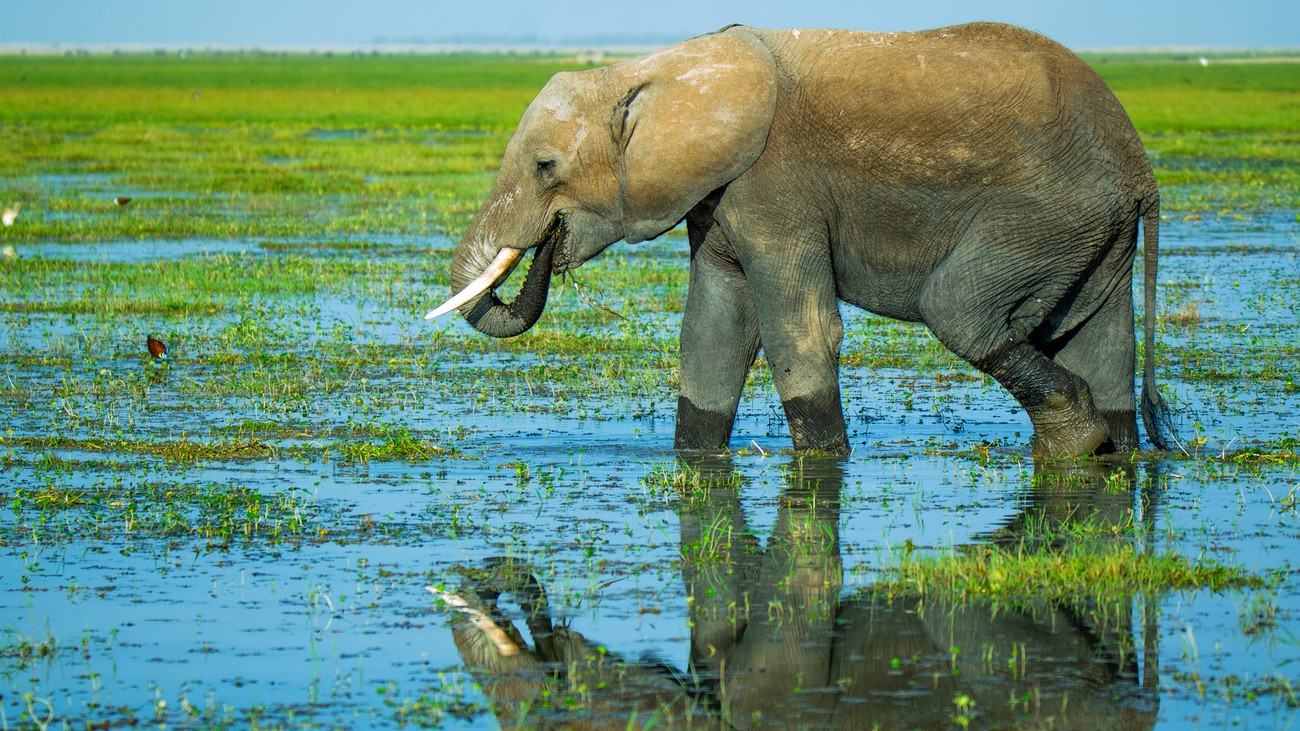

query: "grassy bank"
(0, 52), (1295, 249)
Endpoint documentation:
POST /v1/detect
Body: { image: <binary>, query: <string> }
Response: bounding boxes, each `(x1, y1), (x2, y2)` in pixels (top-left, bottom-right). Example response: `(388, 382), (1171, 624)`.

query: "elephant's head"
(427, 29), (777, 337)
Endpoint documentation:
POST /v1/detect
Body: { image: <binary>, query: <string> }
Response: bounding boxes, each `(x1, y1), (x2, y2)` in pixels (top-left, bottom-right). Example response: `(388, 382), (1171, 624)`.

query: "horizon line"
(3, 39), (1300, 57)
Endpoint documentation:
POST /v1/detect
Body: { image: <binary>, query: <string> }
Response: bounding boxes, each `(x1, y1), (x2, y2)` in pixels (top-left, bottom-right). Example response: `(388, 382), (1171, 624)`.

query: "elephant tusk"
(425, 247), (525, 320)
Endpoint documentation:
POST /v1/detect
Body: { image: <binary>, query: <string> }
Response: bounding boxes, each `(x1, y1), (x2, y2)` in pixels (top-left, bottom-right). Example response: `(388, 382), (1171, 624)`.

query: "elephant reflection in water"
(436, 457), (1161, 730)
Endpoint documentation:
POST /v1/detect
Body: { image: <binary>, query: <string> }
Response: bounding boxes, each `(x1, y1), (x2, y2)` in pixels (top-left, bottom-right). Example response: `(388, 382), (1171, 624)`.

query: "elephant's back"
(744, 23), (1154, 201)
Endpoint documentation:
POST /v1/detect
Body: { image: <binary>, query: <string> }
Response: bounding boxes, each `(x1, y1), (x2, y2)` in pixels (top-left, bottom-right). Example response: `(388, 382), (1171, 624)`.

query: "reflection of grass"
(0, 629), (60, 672)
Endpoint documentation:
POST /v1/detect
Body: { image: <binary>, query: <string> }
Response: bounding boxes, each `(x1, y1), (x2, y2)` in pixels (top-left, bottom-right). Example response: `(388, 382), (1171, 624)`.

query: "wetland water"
(1, 212), (1298, 730)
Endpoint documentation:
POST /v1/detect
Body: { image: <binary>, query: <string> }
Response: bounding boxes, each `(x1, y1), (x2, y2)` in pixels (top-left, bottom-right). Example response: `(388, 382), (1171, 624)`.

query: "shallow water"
(2, 214), (1298, 729)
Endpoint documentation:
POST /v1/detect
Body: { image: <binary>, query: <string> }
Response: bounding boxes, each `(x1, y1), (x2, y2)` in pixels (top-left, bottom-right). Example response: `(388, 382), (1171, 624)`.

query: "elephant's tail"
(1139, 197), (1181, 453)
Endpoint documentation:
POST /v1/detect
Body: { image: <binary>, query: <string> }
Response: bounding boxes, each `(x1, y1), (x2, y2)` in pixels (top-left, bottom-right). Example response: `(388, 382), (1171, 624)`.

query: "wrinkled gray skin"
(445, 22), (1176, 457)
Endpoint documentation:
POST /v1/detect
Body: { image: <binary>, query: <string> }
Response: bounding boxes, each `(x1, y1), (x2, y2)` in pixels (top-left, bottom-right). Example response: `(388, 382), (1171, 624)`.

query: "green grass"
(5, 469), (315, 544)
(0, 52), (1295, 470)
(0, 54), (1291, 489)
(1079, 57), (1300, 208)
(0, 52), (589, 89)
(880, 542), (1263, 602)
(0, 53), (1294, 253)
(1086, 55), (1300, 131)
(0, 52), (601, 128)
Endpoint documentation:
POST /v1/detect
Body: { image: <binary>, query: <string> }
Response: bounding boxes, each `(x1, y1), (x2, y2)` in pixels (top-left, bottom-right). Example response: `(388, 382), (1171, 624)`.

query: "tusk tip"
(424, 247), (523, 324)
(423, 297), (460, 317)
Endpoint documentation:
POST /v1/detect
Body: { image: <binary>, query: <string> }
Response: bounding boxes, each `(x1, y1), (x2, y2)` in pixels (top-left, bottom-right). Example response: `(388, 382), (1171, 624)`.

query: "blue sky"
(4, 0), (1296, 49)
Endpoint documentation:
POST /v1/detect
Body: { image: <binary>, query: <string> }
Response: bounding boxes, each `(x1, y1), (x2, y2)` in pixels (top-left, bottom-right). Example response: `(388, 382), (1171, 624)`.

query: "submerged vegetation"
(0, 49), (1297, 729)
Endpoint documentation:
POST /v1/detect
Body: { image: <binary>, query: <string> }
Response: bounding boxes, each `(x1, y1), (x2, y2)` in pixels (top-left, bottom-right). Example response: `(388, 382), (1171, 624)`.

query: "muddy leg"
(675, 214), (761, 450)
(1050, 280), (1139, 452)
(979, 343), (1109, 458)
(743, 241), (848, 453)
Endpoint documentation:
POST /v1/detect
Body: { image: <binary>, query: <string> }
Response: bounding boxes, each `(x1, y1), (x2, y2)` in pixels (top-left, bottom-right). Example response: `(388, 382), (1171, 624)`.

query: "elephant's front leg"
(745, 244), (849, 453)
(675, 214), (761, 450)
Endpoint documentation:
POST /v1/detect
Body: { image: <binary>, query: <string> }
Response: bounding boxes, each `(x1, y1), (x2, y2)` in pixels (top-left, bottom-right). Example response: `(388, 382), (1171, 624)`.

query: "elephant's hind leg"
(918, 233), (1109, 458)
(675, 214), (761, 450)
(1048, 278), (1140, 453)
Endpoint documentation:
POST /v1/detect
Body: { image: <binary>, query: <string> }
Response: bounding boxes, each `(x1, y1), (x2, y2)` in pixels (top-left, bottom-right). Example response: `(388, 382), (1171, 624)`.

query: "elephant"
(427, 22), (1178, 458)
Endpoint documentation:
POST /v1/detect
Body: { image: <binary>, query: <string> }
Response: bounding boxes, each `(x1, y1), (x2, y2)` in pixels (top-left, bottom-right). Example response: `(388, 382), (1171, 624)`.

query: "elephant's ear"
(611, 29), (776, 244)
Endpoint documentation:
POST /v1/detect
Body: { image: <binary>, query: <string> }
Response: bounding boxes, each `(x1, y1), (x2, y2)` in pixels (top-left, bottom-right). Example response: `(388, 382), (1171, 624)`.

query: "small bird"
(147, 335), (168, 360)
(114, 197), (132, 206)
(1, 246), (16, 261)
(2, 202), (19, 226)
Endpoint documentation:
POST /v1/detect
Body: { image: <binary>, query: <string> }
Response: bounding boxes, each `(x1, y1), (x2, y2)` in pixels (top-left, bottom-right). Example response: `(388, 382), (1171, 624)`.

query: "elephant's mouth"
(510, 214), (566, 291)
(425, 216), (565, 334)
(548, 216), (572, 274)
(538, 214), (568, 273)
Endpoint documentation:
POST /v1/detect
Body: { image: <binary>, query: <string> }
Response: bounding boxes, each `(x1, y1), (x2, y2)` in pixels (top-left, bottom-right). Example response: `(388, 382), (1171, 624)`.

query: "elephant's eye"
(536, 159), (557, 178)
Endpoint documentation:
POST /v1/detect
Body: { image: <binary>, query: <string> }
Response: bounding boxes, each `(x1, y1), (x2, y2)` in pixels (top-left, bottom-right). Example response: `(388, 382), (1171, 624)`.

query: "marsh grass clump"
(335, 424), (468, 463)
(1237, 590), (1283, 637)
(1164, 298), (1206, 328)
(8, 477), (315, 543)
(0, 629), (60, 673)
(641, 462), (745, 510)
(879, 542), (1262, 603)
(20, 484), (89, 509)
(1216, 442), (1300, 465)
(3, 435), (275, 462)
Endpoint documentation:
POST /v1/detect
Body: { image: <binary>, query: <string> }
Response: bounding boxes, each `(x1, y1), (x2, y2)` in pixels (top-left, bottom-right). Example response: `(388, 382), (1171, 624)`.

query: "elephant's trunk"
(445, 223), (559, 339)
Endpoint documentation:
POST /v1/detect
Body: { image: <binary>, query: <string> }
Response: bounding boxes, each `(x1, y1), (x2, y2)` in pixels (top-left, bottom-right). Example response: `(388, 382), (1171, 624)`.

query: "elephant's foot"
(972, 342), (1111, 459)
(1098, 408), (1139, 454)
(1028, 392), (1109, 459)
(1032, 420), (1109, 459)
(784, 389), (850, 454)
(674, 396), (736, 450)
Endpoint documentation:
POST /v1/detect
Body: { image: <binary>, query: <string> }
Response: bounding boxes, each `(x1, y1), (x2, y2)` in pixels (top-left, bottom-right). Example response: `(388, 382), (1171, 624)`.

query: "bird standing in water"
(147, 335), (168, 362)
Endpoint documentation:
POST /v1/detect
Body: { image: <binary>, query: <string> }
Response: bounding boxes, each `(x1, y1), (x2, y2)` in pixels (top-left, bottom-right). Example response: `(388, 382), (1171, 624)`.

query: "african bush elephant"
(428, 22), (1177, 457)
